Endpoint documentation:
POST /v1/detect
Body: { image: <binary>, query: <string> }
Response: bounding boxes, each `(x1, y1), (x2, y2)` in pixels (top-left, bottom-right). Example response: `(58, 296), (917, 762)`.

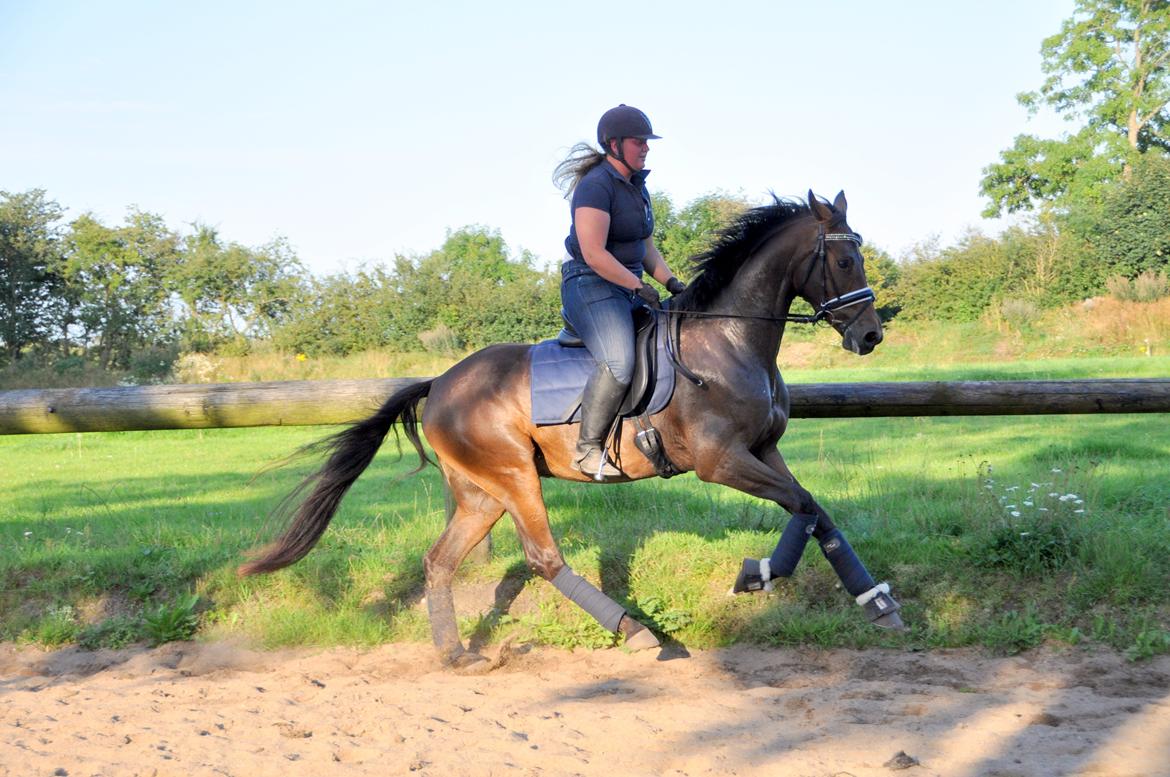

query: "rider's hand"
(635, 284), (661, 307)
(666, 277), (686, 296)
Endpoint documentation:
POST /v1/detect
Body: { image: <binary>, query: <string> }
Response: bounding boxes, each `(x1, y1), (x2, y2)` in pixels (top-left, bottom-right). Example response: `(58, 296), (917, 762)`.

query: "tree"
(861, 245), (903, 321)
(981, 0), (1170, 217)
(273, 226), (562, 356)
(0, 190), (65, 363)
(62, 211), (179, 369)
(169, 225), (306, 351)
(654, 192), (751, 278)
(1086, 151), (1170, 276)
(272, 269), (398, 356)
(408, 226), (560, 349)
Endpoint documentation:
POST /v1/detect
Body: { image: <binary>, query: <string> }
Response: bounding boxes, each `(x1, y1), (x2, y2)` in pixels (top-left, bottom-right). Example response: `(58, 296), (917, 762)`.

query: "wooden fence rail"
(3, 378), (1170, 435)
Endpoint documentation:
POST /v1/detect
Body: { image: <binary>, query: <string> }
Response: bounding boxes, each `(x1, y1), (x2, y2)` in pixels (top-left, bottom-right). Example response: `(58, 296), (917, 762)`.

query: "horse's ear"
(808, 189), (835, 223)
(833, 190), (847, 213)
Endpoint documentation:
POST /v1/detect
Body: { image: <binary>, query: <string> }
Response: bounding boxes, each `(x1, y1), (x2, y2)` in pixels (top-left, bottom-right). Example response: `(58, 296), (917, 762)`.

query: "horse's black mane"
(671, 196), (811, 312)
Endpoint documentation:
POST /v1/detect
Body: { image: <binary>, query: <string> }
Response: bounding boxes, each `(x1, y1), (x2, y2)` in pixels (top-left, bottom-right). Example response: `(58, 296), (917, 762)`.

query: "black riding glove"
(666, 277), (686, 296)
(635, 284), (661, 307)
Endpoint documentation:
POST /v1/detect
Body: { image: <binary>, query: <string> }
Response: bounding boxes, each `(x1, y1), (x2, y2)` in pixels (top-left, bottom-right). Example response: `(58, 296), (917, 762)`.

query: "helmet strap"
(607, 137), (634, 177)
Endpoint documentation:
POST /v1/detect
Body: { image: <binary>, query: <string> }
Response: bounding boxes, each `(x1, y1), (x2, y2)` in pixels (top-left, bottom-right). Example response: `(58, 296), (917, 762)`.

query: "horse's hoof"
(451, 652), (492, 674)
(872, 611), (907, 631)
(618, 615), (661, 651)
(624, 628), (661, 651)
(730, 558), (770, 595)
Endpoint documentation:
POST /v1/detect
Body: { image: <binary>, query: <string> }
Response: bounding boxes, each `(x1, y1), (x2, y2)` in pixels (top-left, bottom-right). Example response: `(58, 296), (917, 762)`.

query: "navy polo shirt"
(564, 162), (654, 277)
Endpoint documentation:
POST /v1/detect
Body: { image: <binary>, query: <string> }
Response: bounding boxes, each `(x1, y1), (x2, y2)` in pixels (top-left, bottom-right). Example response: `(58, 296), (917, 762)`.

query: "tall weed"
(1107, 271), (1170, 303)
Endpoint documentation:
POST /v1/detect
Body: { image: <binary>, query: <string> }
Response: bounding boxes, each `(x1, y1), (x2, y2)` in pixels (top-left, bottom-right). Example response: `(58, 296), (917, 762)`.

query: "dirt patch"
(2, 640), (1168, 776)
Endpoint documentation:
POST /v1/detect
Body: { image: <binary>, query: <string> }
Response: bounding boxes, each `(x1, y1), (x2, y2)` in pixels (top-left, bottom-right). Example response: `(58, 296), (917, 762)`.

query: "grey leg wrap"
(552, 565), (626, 633)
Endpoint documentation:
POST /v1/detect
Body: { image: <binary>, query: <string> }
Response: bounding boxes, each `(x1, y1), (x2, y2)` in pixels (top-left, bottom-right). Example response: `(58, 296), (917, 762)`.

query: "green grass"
(784, 354), (1170, 383)
(2, 358), (1169, 658)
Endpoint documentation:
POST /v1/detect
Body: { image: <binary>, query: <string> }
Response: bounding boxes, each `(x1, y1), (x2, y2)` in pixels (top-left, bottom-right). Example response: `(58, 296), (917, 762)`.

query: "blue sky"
(2, 1), (1075, 274)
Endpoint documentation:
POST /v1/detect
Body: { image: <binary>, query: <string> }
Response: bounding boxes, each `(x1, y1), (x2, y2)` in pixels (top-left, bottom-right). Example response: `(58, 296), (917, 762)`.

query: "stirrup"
(572, 444), (622, 481)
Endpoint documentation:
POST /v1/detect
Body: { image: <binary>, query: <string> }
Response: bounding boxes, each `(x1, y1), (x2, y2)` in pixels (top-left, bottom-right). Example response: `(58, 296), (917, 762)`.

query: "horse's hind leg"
(424, 467), (505, 668)
(494, 471), (660, 651)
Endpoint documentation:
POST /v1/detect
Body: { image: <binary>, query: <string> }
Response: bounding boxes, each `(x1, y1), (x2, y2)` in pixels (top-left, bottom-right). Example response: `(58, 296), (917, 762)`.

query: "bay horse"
(241, 190), (903, 669)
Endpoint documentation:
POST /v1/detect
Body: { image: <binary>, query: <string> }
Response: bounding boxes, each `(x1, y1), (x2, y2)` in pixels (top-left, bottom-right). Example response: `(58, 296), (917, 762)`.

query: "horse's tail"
(238, 379), (435, 576)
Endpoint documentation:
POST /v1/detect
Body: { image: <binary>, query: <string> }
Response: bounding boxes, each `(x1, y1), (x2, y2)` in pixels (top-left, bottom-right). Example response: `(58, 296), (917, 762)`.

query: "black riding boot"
(573, 364), (629, 481)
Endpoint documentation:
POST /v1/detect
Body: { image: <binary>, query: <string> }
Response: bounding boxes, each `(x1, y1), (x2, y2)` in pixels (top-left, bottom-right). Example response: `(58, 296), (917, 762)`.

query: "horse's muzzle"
(842, 322), (883, 355)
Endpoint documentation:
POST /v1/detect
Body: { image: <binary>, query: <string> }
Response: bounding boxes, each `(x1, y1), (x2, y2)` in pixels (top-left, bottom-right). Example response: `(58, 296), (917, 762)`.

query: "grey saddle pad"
(528, 329), (676, 426)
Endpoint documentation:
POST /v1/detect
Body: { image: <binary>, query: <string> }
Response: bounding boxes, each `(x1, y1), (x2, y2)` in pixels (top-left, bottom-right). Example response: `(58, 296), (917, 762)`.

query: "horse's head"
(796, 190), (884, 355)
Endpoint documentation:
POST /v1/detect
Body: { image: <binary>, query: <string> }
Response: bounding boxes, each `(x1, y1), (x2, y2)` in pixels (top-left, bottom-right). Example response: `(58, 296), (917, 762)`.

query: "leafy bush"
(143, 593), (201, 645)
(129, 344), (180, 383)
(968, 467), (1085, 575)
(1126, 626), (1170, 661)
(30, 605), (80, 647)
(78, 616), (143, 650)
(53, 355), (87, 375)
(977, 518), (1077, 575)
(982, 607), (1047, 654)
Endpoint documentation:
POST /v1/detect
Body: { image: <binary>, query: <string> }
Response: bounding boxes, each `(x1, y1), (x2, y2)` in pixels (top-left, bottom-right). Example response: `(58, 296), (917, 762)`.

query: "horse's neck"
(698, 240), (799, 364)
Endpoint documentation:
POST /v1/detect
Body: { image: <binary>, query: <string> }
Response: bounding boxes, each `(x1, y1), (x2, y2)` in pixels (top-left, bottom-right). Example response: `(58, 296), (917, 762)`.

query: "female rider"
(553, 105), (686, 480)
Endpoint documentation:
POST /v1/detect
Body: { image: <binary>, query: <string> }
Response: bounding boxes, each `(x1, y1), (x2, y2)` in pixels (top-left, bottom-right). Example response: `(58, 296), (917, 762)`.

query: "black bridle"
(657, 224), (876, 387)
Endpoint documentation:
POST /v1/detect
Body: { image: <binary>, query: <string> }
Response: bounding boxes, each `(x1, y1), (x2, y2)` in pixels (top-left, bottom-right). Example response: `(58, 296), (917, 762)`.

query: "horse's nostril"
(864, 330), (881, 344)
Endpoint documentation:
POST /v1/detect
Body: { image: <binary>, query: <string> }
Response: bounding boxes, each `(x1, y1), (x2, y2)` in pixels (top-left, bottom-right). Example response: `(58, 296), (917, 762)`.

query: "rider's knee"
(603, 357), (634, 385)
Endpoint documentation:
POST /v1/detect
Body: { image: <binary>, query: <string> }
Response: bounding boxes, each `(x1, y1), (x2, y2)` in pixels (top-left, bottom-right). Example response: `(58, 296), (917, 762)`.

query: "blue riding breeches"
(560, 261), (642, 385)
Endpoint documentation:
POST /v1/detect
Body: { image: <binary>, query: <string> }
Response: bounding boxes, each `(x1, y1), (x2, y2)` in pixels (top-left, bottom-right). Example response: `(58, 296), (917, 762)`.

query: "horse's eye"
(836, 257), (852, 270)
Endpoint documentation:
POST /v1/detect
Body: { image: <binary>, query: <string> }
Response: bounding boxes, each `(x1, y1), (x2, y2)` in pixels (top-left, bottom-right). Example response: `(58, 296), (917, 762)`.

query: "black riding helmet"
(596, 104), (660, 169)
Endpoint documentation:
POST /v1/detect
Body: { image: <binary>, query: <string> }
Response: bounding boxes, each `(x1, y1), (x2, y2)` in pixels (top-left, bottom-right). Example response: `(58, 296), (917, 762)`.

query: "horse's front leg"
(694, 443), (904, 630)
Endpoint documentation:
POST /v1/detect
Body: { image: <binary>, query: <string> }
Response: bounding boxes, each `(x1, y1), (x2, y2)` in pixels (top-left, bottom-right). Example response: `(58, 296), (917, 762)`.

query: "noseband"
(795, 226), (875, 326)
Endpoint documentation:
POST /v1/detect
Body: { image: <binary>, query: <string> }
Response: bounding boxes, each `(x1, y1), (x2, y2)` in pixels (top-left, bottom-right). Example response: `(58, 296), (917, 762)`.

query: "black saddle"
(556, 307), (660, 417)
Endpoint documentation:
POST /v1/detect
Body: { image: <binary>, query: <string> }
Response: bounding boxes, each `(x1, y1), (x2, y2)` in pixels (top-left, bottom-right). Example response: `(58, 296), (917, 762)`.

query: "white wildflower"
(1011, 511), (1021, 517)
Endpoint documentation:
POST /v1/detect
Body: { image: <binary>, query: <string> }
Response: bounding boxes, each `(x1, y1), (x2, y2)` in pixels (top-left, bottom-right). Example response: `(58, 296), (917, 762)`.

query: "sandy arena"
(2, 638), (1169, 777)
